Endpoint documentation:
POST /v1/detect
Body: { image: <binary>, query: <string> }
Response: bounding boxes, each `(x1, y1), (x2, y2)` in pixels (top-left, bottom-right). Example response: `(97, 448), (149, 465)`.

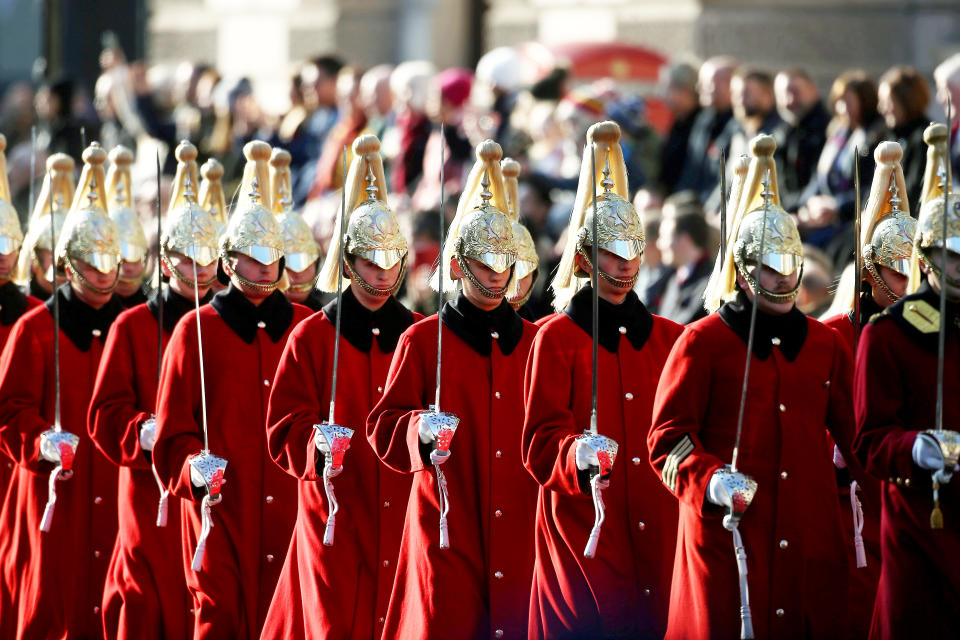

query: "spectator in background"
(272, 66), (313, 172)
(796, 244), (835, 317)
(634, 207), (672, 310)
(607, 91), (658, 191)
(676, 55), (737, 202)
(724, 67), (782, 173)
(360, 64), (395, 142)
(410, 68), (473, 212)
(473, 46), (526, 153)
(308, 66), (369, 199)
(878, 65), (930, 208)
(34, 77), (86, 161)
(657, 61), (701, 196)
(655, 196), (714, 324)
(386, 60), (434, 197)
(294, 54), (344, 203)
(934, 53), (960, 179)
(773, 67), (831, 211)
(799, 70), (887, 256)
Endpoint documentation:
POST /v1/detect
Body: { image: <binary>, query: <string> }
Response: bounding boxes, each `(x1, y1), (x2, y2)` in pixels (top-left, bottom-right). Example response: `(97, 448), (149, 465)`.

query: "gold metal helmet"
(56, 143), (122, 291)
(15, 154), (74, 285)
(551, 121), (643, 310)
(909, 123), (960, 292)
(163, 147), (220, 269)
(318, 134), (408, 296)
(198, 157), (227, 228)
(431, 139), (517, 298)
(705, 135), (803, 311)
(501, 158), (539, 284)
(220, 140), (283, 266)
(0, 135), (23, 258)
(105, 145), (148, 264)
(270, 148), (321, 275)
(854, 142), (915, 305)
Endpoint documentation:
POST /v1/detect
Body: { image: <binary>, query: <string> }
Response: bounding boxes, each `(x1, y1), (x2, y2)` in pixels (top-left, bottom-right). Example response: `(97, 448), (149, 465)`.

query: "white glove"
(575, 439), (599, 471)
(418, 416), (451, 466)
(40, 430), (61, 463)
(913, 433), (958, 484)
(139, 417), (157, 452)
(833, 444), (847, 469)
(313, 429), (343, 477)
(190, 465), (206, 488)
(707, 469), (750, 510)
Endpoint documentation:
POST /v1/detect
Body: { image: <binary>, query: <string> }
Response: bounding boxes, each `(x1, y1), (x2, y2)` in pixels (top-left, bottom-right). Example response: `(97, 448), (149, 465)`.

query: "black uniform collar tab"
(211, 284), (294, 344)
(322, 286), (415, 353)
(147, 286), (213, 333)
(0, 281), (29, 326)
(441, 291), (523, 356)
(719, 292), (808, 361)
(847, 290), (884, 328)
(120, 288), (148, 309)
(45, 284), (123, 352)
(28, 278), (50, 301)
(301, 289), (326, 313)
(564, 286), (653, 353)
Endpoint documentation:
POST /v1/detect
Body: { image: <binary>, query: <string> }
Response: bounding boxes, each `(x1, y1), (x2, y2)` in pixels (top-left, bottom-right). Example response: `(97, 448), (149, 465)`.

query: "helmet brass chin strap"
(862, 252), (902, 303)
(577, 247), (639, 289)
(455, 252), (509, 299)
(509, 269), (538, 309)
(344, 255), (406, 297)
(920, 249), (960, 289)
(161, 252), (218, 290)
(286, 259), (322, 294)
(223, 254), (282, 294)
(65, 256), (119, 295)
(735, 260), (803, 304)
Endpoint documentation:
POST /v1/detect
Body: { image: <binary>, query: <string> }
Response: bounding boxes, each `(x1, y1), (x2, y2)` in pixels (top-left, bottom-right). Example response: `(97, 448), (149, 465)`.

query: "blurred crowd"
(3, 44), (960, 321)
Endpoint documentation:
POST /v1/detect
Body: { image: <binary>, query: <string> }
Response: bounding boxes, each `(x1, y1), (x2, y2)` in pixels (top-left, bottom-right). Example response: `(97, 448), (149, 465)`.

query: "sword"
(314, 146), (355, 547)
(39, 161), (79, 533)
(420, 123), (460, 550)
(720, 147), (728, 257)
(186, 173), (226, 571)
(579, 145), (619, 559)
(853, 147), (862, 354)
(151, 151), (170, 527)
(29, 126), (36, 218)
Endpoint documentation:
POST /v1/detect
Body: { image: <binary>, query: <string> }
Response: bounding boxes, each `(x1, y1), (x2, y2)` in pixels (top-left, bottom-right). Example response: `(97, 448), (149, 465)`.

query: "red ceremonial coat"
(822, 308), (883, 639)
(260, 289), (420, 640)
(0, 286), (122, 639)
(366, 294), (539, 640)
(854, 283), (960, 639)
(87, 289), (205, 639)
(153, 287), (310, 640)
(522, 289), (683, 639)
(0, 283), (41, 494)
(648, 301), (859, 640)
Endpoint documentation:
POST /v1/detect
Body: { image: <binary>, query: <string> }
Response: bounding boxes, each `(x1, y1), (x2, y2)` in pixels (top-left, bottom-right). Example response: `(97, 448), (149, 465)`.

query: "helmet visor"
(284, 251), (319, 273)
(236, 244), (282, 266)
(120, 242), (147, 263)
(183, 244), (220, 267)
(879, 256), (912, 277)
(760, 252), (802, 276)
(471, 251), (517, 274)
(514, 258), (538, 281)
(597, 238), (644, 261)
(0, 236), (21, 255)
(355, 247), (405, 270)
(83, 251), (121, 274)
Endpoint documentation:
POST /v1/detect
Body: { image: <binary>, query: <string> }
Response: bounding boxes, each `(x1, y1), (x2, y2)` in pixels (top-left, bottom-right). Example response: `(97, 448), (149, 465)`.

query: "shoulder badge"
(902, 300), (940, 334)
(868, 309), (888, 324)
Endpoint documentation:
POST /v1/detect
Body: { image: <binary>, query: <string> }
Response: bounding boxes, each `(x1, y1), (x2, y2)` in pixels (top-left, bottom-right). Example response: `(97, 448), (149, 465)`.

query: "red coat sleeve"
(521, 323), (586, 497)
(853, 321), (918, 481)
(153, 313), (206, 502)
(0, 317), (51, 472)
(365, 329), (429, 474)
(266, 318), (327, 481)
(87, 314), (152, 469)
(648, 327), (725, 515)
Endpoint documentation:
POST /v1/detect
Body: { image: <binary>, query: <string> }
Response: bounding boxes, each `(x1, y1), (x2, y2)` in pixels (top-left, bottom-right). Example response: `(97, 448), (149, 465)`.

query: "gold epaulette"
(902, 299), (940, 334)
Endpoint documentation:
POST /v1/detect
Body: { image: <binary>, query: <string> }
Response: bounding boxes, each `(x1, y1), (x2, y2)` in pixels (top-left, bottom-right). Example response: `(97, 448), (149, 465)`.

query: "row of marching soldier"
(0, 116), (955, 640)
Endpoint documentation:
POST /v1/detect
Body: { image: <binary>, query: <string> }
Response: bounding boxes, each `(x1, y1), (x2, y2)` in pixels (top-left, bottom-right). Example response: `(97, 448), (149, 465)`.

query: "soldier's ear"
(574, 252), (591, 275)
(450, 256), (465, 280)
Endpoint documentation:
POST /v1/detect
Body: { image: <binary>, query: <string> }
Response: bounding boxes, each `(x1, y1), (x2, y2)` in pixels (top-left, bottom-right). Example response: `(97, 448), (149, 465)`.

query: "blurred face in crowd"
(872, 264), (908, 307)
(775, 73), (818, 123)
(795, 259), (832, 315)
(162, 251), (217, 300)
(922, 249), (960, 302)
(68, 259), (118, 309)
(737, 262), (800, 315)
(732, 76), (773, 122)
(698, 62), (733, 111)
(31, 248), (65, 293)
(835, 88), (863, 128)
(936, 75), (960, 118)
(576, 249), (641, 306)
(337, 71), (363, 115)
(224, 253), (280, 305)
(666, 85), (698, 119)
(656, 217), (700, 268)
(451, 257), (511, 311)
(302, 64), (338, 110)
(283, 262), (318, 304)
(360, 67), (394, 118)
(115, 259), (145, 298)
(0, 250), (17, 284)
(34, 86), (61, 121)
(878, 81), (905, 129)
(347, 257), (402, 311)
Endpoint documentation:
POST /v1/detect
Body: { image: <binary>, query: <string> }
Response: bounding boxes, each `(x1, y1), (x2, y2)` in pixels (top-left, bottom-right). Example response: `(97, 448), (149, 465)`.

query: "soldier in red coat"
(87, 141), (220, 640)
(649, 135), (862, 639)
(367, 140), (539, 639)
(820, 140), (917, 638)
(261, 134), (420, 640)
(853, 126), (960, 640)
(153, 141), (311, 640)
(0, 142), (125, 639)
(522, 121), (682, 640)
(0, 134), (42, 492)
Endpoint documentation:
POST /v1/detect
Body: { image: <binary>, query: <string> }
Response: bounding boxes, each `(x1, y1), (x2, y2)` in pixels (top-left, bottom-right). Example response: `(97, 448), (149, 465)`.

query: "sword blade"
(936, 99), (952, 432)
(434, 123), (445, 412)
(157, 152), (163, 385)
(590, 143), (599, 435)
(328, 146), (348, 425)
(720, 147), (728, 257)
(51, 162), (60, 432)
(853, 147), (862, 354)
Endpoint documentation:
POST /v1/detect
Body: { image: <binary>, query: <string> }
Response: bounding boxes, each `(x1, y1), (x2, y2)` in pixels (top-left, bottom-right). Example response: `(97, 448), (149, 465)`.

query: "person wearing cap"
(648, 135), (865, 639)
(821, 140), (916, 639)
(0, 134), (42, 493)
(105, 145), (151, 307)
(522, 122), (682, 639)
(261, 134), (421, 640)
(15, 153), (75, 300)
(152, 141), (312, 640)
(853, 126), (960, 639)
(0, 142), (124, 639)
(367, 140), (538, 639)
(270, 148), (325, 312)
(88, 141), (220, 640)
